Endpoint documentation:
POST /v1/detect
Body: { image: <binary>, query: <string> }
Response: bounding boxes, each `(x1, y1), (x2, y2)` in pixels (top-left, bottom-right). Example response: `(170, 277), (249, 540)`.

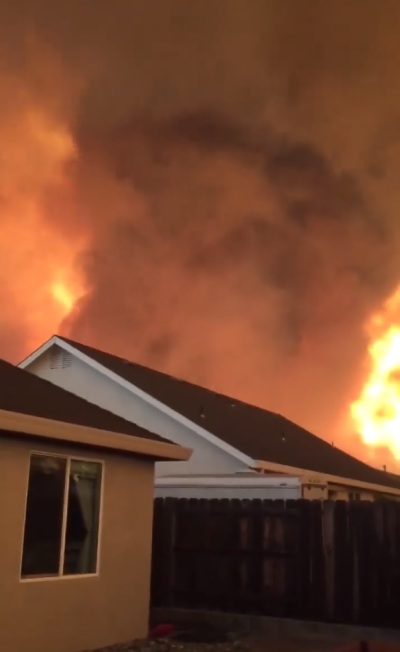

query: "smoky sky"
(3, 0), (400, 452)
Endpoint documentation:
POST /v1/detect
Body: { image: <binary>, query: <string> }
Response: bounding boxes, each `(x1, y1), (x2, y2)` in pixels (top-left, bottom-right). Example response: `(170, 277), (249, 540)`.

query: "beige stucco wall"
(327, 486), (375, 501)
(302, 484), (328, 500)
(0, 433), (155, 652)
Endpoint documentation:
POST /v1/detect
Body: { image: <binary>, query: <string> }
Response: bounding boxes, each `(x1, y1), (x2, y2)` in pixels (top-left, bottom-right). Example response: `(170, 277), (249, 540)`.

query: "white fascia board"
(18, 336), (58, 368)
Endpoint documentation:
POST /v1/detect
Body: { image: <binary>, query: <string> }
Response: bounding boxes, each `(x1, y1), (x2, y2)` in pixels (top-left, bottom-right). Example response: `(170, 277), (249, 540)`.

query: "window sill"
(19, 572), (99, 583)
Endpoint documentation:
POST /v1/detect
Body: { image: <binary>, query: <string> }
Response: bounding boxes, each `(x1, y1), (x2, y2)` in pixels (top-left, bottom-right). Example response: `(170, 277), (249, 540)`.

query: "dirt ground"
(88, 630), (347, 652)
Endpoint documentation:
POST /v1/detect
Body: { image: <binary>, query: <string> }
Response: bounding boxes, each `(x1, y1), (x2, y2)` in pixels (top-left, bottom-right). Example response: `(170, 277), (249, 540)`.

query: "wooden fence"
(151, 498), (400, 628)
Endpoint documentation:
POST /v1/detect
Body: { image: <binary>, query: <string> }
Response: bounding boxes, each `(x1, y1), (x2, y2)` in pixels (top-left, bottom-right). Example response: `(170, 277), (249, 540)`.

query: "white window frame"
(20, 451), (105, 583)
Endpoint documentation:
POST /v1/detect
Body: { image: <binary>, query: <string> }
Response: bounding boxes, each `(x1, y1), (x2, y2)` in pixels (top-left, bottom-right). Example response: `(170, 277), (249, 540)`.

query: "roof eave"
(0, 408), (192, 462)
(254, 459), (400, 496)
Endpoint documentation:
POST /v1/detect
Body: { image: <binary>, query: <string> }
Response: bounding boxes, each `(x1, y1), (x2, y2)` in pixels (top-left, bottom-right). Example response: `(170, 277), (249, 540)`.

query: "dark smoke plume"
(3, 1), (400, 457)
(63, 109), (393, 450)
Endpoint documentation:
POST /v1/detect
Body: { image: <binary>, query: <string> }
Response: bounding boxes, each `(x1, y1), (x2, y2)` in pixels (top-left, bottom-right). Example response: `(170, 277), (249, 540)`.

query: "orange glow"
(0, 62), (87, 356)
(350, 287), (400, 459)
(51, 281), (78, 314)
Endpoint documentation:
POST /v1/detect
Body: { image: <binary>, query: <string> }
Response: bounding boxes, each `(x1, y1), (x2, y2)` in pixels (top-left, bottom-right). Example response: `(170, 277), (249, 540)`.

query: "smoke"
(2, 1), (400, 454)
(0, 31), (86, 358)
(64, 110), (392, 449)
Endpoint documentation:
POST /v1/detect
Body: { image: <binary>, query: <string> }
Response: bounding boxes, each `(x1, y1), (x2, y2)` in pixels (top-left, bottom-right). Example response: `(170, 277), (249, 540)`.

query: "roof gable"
(20, 335), (400, 492)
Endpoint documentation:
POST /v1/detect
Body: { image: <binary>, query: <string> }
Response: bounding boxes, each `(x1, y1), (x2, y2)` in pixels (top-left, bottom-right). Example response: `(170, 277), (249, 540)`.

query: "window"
(21, 453), (103, 579)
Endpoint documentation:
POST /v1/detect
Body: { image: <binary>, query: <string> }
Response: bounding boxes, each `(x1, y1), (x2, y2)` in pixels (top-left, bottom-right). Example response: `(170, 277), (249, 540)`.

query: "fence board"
(333, 500), (353, 623)
(309, 500), (326, 620)
(151, 497), (400, 629)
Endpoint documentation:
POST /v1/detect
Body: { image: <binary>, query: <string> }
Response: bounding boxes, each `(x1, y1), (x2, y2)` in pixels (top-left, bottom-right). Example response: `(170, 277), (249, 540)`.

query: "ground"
(87, 630), (347, 652)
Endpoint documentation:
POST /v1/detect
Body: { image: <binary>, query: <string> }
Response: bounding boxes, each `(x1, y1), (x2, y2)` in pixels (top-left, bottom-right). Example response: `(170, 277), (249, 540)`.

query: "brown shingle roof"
(0, 358), (167, 444)
(58, 336), (400, 491)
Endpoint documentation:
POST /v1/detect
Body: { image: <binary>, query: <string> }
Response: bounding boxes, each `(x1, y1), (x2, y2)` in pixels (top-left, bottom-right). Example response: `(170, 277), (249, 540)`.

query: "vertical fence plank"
(309, 500), (326, 620)
(151, 497), (176, 607)
(353, 501), (375, 625)
(284, 499), (300, 618)
(370, 499), (386, 626)
(173, 498), (198, 607)
(191, 498), (211, 608)
(231, 498), (248, 613)
(246, 498), (264, 613)
(333, 500), (355, 624)
(259, 498), (292, 618)
(383, 500), (400, 627)
(391, 500), (400, 627)
(294, 499), (312, 619)
(321, 500), (335, 622)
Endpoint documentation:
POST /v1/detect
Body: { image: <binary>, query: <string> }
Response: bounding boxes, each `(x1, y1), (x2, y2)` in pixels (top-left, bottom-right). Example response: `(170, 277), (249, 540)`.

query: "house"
(0, 358), (190, 652)
(20, 335), (400, 502)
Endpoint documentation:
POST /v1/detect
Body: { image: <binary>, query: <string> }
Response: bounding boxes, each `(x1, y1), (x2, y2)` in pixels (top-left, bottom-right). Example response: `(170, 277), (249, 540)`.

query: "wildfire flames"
(0, 108), (86, 351)
(0, 54), (87, 355)
(351, 288), (400, 460)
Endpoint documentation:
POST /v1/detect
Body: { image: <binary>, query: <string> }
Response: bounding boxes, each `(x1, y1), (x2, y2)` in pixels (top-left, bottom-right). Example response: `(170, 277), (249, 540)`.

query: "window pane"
(21, 454), (67, 578)
(63, 460), (102, 575)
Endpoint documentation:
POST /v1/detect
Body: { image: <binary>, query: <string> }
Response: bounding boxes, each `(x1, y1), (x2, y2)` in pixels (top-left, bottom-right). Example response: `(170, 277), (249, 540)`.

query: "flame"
(0, 59), (87, 356)
(51, 282), (77, 313)
(351, 288), (400, 459)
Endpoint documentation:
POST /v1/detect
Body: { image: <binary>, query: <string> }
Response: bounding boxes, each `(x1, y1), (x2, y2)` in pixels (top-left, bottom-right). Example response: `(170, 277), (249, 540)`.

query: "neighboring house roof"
(20, 335), (400, 492)
(0, 358), (168, 445)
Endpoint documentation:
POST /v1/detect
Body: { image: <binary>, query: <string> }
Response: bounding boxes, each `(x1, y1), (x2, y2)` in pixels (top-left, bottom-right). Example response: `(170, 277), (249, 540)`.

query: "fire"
(351, 288), (400, 459)
(51, 282), (77, 313)
(0, 56), (87, 358)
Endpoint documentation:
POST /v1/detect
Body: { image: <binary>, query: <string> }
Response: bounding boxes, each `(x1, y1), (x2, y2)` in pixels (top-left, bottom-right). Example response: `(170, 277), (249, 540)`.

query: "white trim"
(20, 451), (104, 583)
(20, 336), (253, 468)
(19, 337), (56, 369)
(155, 474), (301, 489)
(58, 456), (71, 575)
(95, 455), (105, 578)
(20, 573), (100, 584)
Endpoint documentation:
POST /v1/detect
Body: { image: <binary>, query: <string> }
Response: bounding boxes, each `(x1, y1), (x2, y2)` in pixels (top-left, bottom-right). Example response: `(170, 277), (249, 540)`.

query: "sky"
(2, 1), (400, 460)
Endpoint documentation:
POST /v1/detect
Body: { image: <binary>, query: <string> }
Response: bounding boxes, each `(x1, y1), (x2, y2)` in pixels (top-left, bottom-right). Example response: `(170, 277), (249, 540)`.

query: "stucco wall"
(0, 434), (155, 652)
(26, 347), (247, 476)
(302, 485), (328, 500)
(327, 488), (374, 501)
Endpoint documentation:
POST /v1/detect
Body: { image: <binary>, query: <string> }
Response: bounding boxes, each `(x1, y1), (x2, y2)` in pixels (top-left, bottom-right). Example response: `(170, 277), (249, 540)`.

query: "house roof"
(0, 357), (170, 447)
(32, 335), (400, 492)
